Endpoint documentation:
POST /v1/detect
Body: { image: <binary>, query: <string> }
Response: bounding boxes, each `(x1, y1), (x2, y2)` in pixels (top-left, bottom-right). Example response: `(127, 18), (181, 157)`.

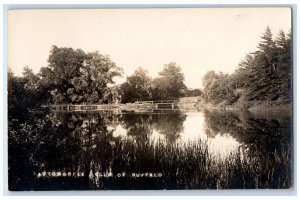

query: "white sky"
(8, 8), (291, 88)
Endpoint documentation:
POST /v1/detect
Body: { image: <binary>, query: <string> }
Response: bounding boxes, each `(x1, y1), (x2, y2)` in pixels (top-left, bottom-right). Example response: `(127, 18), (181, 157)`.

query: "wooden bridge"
(51, 100), (180, 112)
(135, 100), (179, 109)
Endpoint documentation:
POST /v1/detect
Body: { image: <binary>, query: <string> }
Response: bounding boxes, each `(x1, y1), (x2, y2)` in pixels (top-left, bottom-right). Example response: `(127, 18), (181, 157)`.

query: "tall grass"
(84, 134), (292, 189)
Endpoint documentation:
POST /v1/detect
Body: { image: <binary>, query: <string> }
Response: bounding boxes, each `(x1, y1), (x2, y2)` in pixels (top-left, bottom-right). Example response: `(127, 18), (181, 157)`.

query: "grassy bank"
(195, 97), (292, 113)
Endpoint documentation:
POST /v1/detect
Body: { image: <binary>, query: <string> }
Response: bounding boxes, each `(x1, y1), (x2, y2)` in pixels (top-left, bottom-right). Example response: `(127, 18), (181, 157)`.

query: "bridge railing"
(136, 100), (179, 104)
(51, 99), (180, 111)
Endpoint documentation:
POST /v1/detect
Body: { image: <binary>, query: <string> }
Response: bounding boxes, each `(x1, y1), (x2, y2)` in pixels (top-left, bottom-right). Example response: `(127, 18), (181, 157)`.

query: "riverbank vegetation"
(199, 27), (292, 111)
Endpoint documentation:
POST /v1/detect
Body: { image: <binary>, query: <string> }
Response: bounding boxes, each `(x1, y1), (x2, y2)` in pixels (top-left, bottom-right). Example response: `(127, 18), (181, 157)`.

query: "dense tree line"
(119, 63), (200, 103)
(9, 26), (290, 113)
(202, 27), (292, 107)
(8, 47), (202, 115)
(8, 46), (124, 120)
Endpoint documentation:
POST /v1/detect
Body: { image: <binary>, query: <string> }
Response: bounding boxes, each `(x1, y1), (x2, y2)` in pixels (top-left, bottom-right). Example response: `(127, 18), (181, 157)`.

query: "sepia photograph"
(7, 7), (293, 191)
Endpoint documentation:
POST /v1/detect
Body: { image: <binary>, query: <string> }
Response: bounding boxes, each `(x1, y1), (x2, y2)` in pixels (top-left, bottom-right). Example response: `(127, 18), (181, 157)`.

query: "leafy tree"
(152, 62), (187, 100)
(202, 71), (237, 104)
(185, 88), (203, 97)
(39, 46), (122, 104)
(8, 70), (28, 120)
(8, 67), (47, 120)
(71, 52), (123, 103)
(120, 67), (152, 103)
(202, 70), (219, 101)
(38, 46), (87, 103)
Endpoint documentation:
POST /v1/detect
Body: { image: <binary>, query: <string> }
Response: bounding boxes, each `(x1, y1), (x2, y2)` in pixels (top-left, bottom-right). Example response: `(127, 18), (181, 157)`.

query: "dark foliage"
(202, 27), (292, 106)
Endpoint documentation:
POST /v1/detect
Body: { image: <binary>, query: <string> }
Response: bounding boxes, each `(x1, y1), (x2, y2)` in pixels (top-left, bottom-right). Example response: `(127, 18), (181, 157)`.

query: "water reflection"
(8, 109), (292, 190)
(109, 113), (187, 143)
(105, 112), (243, 160)
(203, 110), (292, 188)
(203, 110), (292, 157)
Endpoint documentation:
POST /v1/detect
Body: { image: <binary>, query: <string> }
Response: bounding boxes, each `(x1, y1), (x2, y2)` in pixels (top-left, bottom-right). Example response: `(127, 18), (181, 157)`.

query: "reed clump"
(91, 135), (292, 189)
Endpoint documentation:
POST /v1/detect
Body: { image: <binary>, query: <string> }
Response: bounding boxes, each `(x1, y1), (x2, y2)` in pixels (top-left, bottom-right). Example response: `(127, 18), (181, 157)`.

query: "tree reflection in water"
(8, 110), (292, 190)
(203, 110), (292, 188)
(116, 112), (187, 142)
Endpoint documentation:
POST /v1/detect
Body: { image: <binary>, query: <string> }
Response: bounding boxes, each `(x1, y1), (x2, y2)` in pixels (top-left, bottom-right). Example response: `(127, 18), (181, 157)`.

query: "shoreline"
(194, 99), (292, 113)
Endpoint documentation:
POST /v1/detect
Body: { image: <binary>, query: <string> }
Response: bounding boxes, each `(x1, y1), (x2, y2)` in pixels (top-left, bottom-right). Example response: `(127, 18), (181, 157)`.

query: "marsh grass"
(84, 134), (292, 189)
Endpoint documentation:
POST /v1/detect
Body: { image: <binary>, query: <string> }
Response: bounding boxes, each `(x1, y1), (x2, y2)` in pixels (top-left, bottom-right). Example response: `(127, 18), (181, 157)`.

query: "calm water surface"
(8, 109), (292, 190)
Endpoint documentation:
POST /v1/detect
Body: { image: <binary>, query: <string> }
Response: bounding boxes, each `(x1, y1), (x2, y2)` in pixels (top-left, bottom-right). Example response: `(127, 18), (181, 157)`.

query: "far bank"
(194, 97), (292, 113)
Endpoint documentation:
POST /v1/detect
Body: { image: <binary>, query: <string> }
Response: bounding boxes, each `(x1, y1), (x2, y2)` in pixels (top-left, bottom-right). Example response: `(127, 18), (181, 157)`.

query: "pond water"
(8, 109), (292, 190)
